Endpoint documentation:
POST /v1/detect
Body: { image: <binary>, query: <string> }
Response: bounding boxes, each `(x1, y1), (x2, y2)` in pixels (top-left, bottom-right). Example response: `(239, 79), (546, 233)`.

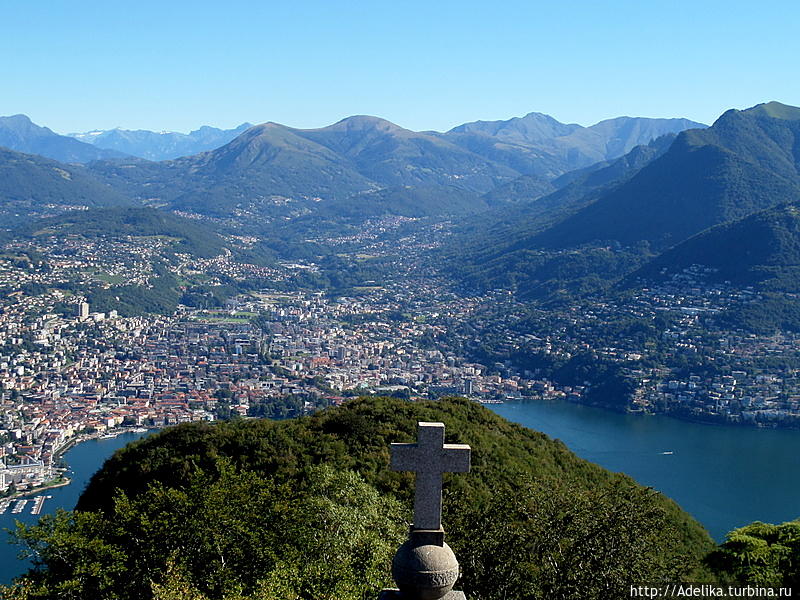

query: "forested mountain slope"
(451, 102), (800, 298)
(0, 147), (131, 226)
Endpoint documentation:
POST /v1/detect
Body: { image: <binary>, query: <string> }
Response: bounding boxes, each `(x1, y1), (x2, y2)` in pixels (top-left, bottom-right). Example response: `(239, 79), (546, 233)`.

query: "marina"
(1, 430), (154, 583)
(0, 496), (50, 516)
(30, 495), (50, 515)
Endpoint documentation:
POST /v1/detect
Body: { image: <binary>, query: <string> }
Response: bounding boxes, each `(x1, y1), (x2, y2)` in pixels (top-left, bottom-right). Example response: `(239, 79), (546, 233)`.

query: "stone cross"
(390, 421), (471, 531)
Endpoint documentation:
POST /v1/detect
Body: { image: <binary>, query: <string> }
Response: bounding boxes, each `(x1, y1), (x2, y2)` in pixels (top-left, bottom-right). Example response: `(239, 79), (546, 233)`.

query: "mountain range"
(4, 102), (799, 300)
(453, 101), (800, 298)
(78, 113), (704, 222)
(11, 100), (800, 303)
(0, 115), (126, 163)
(68, 122), (253, 161)
(444, 112), (702, 181)
(533, 102), (800, 250)
(0, 111), (704, 228)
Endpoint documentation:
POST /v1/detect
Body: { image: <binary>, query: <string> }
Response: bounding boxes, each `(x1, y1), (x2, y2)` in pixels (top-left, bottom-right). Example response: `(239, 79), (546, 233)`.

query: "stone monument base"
(379, 590), (466, 599)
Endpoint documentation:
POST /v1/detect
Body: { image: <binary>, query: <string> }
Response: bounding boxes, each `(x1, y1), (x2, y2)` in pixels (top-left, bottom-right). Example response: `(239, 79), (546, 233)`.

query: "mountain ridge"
(448, 101), (800, 298)
(0, 146), (131, 226)
(0, 114), (127, 163)
(79, 110), (701, 224)
(0, 108), (706, 229)
(68, 122), (254, 161)
(532, 101), (800, 250)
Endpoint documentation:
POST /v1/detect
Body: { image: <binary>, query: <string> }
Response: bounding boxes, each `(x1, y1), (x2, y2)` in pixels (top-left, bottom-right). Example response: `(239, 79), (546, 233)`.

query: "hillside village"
(6, 251), (800, 496)
(5, 193), (800, 496)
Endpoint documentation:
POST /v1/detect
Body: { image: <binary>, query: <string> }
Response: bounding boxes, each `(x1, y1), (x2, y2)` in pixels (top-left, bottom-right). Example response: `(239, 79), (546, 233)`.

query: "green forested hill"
(2, 397), (713, 600)
(295, 116), (517, 193)
(79, 396), (697, 517)
(625, 201), (800, 333)
(630, 203), (800, 290)
(533, 102), (800, 250)
(0, 148), (131, 226)
(8, 207), (276, 317)
(18, 207), (230, 258)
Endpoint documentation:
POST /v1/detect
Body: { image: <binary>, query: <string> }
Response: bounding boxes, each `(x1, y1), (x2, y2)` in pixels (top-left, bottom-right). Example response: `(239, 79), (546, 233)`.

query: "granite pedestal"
(379, 591), (466, 600)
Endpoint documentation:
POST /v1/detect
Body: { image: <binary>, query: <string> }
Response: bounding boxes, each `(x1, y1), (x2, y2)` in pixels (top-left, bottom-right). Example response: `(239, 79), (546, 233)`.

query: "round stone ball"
(392, 538), (459, 600)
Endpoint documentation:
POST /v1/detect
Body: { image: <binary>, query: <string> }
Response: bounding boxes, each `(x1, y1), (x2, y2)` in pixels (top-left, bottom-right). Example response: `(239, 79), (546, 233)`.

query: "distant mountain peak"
(590, 115), (705, 127)
(0, 114), (125, 163)
(1, 113), (34, 124)
(447, 112), (579, 139)
(67, 122), (257, 161)
(190, 123), (253, 136)
(319, 115), (406, 133)
(745, 101), (800, 121)
(244, 122), (295, 139)
(520, 111), (578, 125)
(0, 114), (51, 135)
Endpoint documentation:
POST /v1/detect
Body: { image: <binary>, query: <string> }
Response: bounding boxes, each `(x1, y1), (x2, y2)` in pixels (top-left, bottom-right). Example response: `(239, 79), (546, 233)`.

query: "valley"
(2, 103), (800, 459)
(3, 103), (800, 583)
(5, 3), (800, 596)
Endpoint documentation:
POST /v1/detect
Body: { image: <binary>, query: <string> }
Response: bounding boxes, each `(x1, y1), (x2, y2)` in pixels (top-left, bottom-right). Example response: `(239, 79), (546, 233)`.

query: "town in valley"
(3, 217), (800, 497)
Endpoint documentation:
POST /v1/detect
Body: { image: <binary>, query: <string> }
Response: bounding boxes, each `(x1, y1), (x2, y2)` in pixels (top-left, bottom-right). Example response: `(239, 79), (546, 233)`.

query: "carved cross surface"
(390, 421), (471, 531)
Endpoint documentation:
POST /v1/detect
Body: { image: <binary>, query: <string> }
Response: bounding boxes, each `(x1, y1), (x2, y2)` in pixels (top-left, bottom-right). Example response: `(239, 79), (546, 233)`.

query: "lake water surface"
(1, 431), (152, 584)
(489, 401), (800, 542)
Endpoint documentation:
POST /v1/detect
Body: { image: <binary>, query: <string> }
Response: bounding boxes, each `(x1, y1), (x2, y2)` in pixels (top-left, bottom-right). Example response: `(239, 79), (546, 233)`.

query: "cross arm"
(390, 443), (418, 471)
(441, 444), (471, 473)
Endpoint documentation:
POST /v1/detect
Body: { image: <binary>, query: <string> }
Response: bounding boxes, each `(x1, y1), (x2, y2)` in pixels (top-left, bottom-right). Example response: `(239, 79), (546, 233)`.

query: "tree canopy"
(2, 397), (715, 600)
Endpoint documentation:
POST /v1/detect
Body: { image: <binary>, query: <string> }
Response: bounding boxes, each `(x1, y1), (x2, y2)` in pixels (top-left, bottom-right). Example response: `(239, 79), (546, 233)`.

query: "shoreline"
(507, 397), (800, 432)
(1, 477), (74, 503)
(1, 427), (156, 503)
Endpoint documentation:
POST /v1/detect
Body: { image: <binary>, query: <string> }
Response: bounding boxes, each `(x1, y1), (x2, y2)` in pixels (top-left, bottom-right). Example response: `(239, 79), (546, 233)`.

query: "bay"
(490, 400), (800, 542)
(0, 431), (153, 584)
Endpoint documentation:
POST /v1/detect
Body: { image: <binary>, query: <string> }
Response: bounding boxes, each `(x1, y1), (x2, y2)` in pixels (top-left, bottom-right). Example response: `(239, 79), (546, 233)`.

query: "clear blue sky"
(2, 0), (798, 134)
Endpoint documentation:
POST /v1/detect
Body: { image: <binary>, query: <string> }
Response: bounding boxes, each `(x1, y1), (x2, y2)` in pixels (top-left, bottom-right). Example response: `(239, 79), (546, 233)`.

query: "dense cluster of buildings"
(231, 290), (539, 400)
(1, 272), (580, 497)
(6, 218), (800, 499)
(467, 270), (800, 426)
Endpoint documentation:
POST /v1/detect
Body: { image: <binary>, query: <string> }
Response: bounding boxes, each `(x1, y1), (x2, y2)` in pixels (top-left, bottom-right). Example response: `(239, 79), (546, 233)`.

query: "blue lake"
(490, 401), (800, 542)
(1, 431), (153, 584)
